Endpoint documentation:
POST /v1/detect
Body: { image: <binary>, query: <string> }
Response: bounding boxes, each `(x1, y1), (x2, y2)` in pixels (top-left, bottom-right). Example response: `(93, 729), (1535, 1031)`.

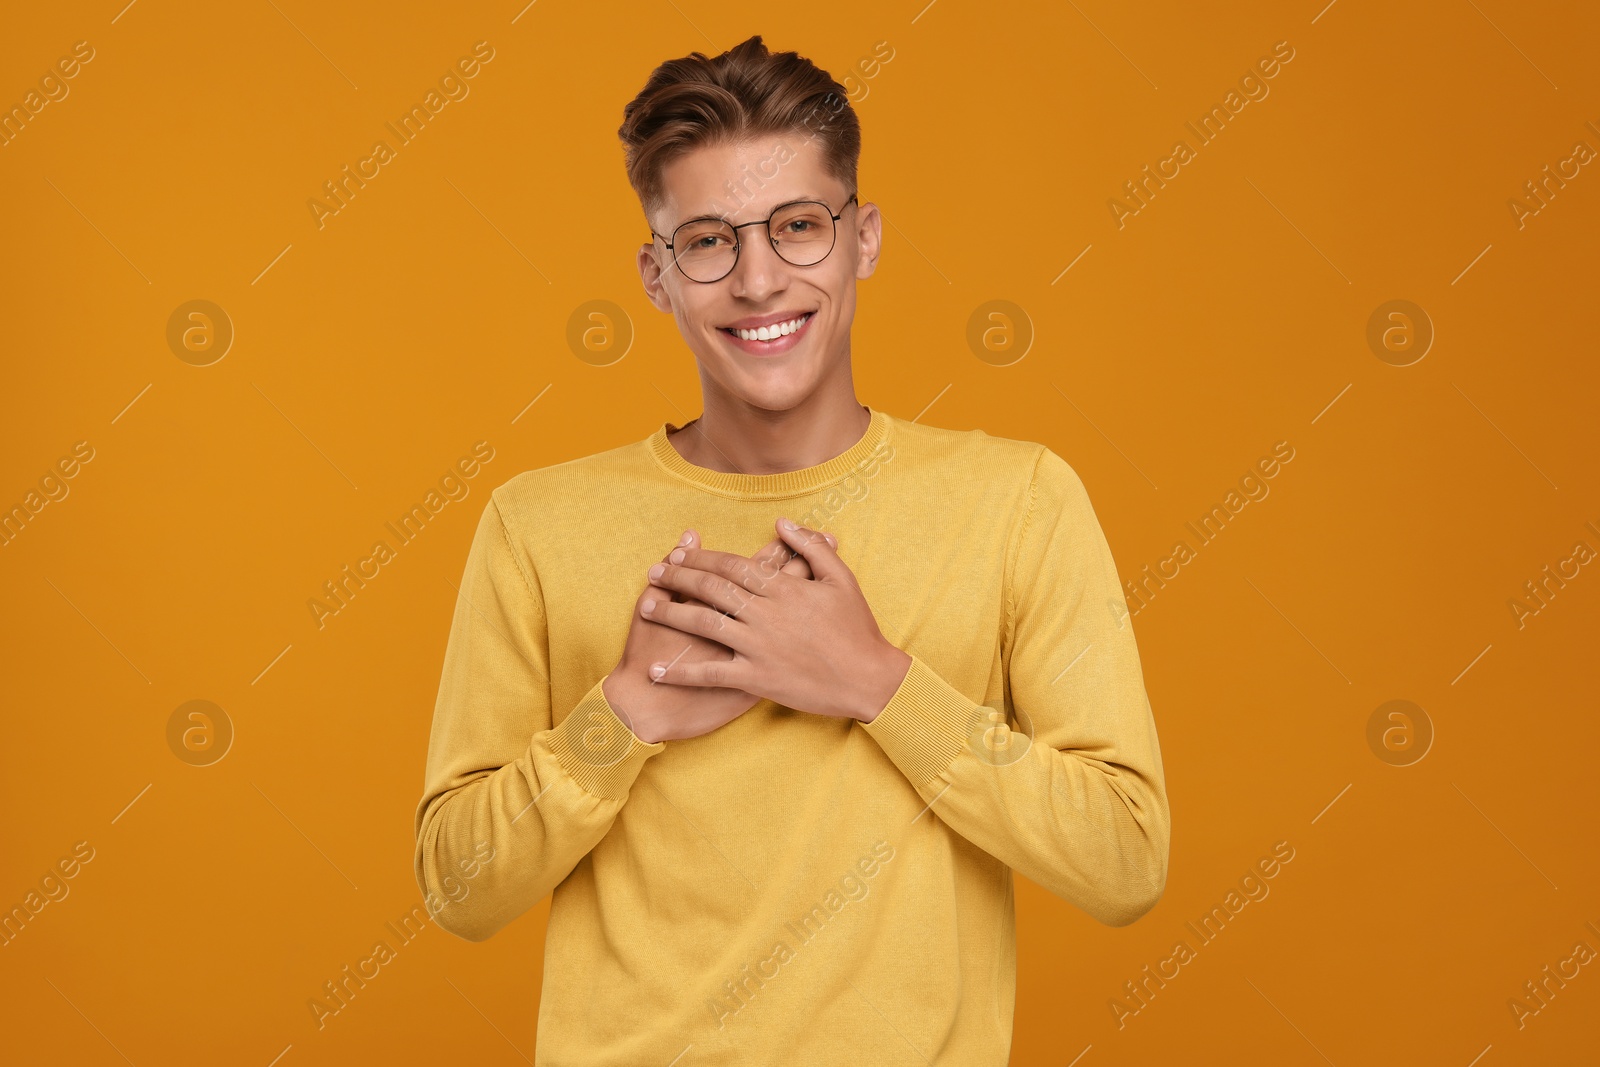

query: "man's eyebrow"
(681, 196), (830, 227)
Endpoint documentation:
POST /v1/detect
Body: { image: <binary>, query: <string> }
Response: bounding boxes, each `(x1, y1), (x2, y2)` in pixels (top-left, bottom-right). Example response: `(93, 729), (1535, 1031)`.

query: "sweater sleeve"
(859, 446), (1170, 927)
(413, 491), (665, 942)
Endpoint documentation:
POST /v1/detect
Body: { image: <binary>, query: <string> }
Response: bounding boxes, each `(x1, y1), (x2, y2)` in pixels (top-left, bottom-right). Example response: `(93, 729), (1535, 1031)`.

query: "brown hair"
(617, 35), (860, 224)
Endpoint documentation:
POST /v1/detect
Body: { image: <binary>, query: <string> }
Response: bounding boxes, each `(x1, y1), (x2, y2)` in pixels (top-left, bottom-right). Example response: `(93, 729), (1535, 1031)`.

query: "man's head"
(620, 36), (881, 416)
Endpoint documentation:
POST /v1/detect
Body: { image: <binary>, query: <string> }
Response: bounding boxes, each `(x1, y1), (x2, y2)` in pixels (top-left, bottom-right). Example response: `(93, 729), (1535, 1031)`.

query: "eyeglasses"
(651, 194), (858, 284)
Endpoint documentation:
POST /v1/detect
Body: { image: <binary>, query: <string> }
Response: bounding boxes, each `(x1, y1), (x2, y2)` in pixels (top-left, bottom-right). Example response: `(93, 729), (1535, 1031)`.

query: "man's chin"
(711, 379), (816, 416)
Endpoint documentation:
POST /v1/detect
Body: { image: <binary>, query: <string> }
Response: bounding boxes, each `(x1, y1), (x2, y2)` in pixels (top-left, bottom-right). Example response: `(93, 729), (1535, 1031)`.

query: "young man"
(414, 35), (1169, 1066)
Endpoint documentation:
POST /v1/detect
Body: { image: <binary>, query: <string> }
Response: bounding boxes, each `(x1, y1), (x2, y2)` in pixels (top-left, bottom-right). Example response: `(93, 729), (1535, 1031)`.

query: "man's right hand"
(601, 528), (835, 744)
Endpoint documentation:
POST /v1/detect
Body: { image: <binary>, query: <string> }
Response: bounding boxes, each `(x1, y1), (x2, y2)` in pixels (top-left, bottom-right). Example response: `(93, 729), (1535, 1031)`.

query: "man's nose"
(727, 233), (791, 297)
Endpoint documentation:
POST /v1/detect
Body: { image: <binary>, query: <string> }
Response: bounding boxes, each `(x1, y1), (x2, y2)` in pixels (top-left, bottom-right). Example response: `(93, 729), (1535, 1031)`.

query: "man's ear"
(854, 200), (883, 281)
(638, 243), (674, 313)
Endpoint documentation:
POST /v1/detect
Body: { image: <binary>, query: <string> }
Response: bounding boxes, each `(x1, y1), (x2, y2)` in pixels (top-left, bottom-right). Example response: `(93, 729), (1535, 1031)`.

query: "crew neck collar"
(647, 406), (891, 500)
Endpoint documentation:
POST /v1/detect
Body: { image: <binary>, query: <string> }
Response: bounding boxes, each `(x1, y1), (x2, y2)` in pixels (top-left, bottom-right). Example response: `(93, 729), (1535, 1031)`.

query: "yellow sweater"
(413, 405), (1170, 1065)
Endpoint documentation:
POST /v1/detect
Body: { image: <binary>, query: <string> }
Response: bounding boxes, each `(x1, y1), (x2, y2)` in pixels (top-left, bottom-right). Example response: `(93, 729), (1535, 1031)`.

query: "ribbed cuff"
(860, 654), (975, 787)
(545, 678), (666, 801)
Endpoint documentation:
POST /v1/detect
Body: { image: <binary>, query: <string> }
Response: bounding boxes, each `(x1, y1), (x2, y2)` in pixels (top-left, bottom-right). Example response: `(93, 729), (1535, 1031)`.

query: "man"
(413, 34), (1169, 1066)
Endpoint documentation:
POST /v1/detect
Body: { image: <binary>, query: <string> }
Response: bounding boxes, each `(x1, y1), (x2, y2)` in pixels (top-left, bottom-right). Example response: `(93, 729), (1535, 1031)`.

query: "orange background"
(2, 2), (1596, 1064)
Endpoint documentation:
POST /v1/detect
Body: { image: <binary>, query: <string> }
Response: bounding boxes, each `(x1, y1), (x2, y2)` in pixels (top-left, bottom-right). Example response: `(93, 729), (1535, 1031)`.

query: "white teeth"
(729, 313), (810, 342)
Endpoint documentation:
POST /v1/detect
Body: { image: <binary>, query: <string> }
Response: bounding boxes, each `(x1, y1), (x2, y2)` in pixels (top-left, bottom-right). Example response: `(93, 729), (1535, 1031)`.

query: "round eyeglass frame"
(651, 194), (859, 284)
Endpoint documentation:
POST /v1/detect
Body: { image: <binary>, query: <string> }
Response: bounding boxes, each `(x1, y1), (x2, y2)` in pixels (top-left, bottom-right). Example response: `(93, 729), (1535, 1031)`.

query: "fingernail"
(648, 563), (665, 581)
(781, 517), (797, 531)
(650, 664), (666, 679)
(668, 548), (685, 564)
(679, 530), (693, 546)
(641, 598), (655, 615)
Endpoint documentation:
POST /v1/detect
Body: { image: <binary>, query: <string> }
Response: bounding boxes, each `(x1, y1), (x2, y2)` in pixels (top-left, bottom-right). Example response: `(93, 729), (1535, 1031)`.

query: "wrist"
(602, 671), (660, 743)
(855, 645), (912, 724)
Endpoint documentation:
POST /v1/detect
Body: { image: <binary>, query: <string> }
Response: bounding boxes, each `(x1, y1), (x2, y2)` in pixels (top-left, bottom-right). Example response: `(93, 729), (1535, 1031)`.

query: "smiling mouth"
(718, 312), (814, 343)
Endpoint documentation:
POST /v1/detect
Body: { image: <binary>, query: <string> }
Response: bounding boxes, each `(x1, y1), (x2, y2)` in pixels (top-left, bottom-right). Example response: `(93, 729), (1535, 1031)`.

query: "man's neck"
(668, 399), (871, 475)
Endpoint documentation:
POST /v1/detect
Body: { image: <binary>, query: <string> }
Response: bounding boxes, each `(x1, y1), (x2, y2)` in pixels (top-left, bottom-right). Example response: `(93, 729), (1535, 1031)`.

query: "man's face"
(637, 135), (881, 415)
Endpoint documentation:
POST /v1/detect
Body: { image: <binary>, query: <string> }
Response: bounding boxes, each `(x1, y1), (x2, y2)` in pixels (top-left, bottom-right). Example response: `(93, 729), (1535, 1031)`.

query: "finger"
(642, 530), (701, 607)
(762, 530), (836, 554)
(647, 654), (748, 690)
(664, 529), (697, 562)
(640, 594), (751, 649)
(645, 558), (757, 618)
(741, 534), (808, 585)
(675, 531), (756, 609)
(651, 546), (776, 605)
(665, 530), (700, 603)
(775, 518), (846, 581)
(777, 531), (832, 580)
